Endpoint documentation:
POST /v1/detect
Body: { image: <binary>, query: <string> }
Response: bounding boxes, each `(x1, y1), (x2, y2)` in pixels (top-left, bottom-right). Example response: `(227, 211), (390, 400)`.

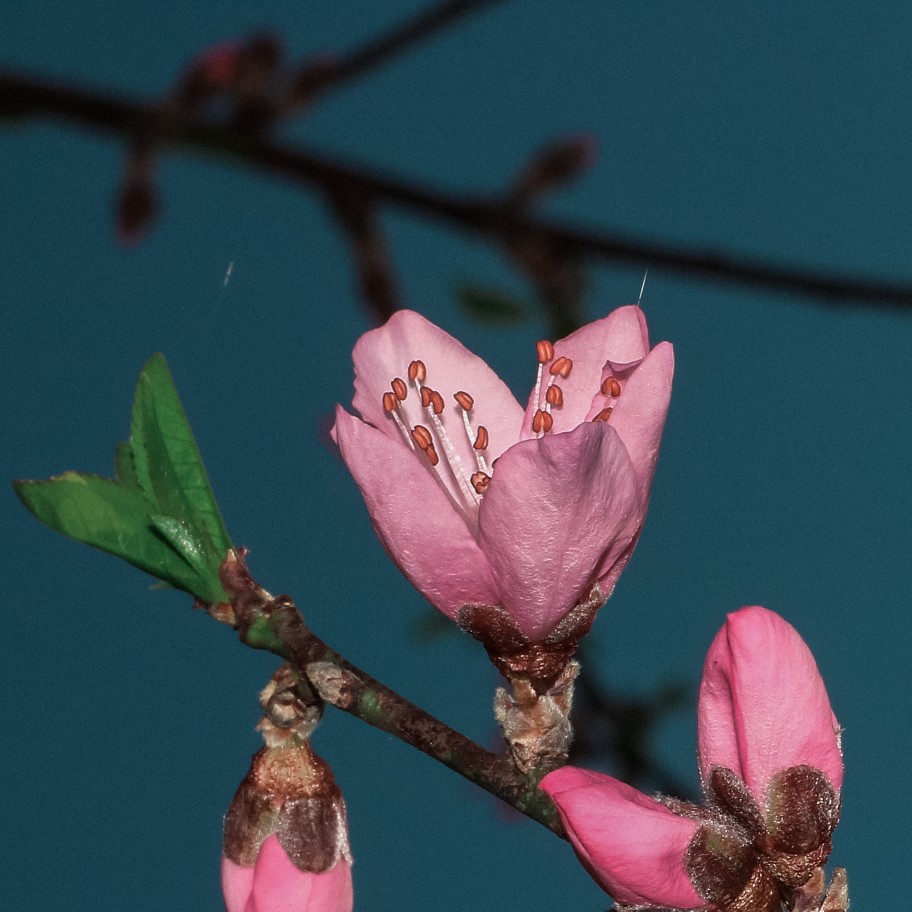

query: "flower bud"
(222, 669), (353, 912)
(541, 608), (847, 911)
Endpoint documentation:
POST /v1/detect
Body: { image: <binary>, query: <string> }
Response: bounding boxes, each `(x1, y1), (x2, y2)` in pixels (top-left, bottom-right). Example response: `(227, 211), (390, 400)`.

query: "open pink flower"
(333, 308), (672, 671)
(541, 607), (843, 910)
(222, 837), (353, 912)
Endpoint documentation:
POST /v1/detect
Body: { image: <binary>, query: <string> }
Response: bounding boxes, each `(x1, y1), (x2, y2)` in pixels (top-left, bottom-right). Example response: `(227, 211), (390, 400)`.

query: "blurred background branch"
(4, 15), (912, 314)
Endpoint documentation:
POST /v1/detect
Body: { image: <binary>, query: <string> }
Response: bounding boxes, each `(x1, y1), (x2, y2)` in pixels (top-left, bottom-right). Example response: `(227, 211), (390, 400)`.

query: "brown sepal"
(223, 767), (281, 865)
(458, 585), (603, 691)
(223, 741), (345, 871)
(277, 793), (352, 873)
(685, 826), (769, 910)
(708, 767), (766, 840)
(764, 766), (841, 855)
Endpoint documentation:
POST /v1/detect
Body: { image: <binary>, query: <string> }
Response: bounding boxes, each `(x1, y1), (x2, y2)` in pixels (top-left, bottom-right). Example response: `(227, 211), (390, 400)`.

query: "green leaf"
(457, 284), (528, 325)
(114, 440), (140, 489)
(13, 473), (226, 603)
(150, 514), (210, 578)
(130, 354), (232, 559)
(16, 354), (234, 605)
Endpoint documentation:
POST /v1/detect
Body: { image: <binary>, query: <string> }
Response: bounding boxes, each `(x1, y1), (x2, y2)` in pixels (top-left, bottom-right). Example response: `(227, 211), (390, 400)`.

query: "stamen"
(454, 391), (474, 411)
(546, 384), (563, 407)
(391, 377), (408, 401)
(426, 408), (481, 505)
(533, 409), (553, 433)
(458, 402), (489, 474)
(536, 340), (555, 364)
(601, 376), (621, 398)
(593, 407), (613, 422)
(411, 425), (433, 450)
(383, 392), (416, 448)
(390, 409), (415, 447)
(471, 471), (491, 494)
(405, 362), (481, 510)
(533, 361), (545, 412)
(550, 356), (573, 379)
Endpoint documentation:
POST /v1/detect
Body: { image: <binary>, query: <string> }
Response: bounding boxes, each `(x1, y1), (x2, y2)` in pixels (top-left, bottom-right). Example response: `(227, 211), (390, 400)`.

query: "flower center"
(380, 341), (628, 521)
(381, 359), (491, 522)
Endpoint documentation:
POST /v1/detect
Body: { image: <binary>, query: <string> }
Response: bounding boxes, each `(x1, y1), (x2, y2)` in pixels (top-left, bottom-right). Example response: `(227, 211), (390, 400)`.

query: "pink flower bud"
(539, 607), (845, 907)
(697, 606), (843, 803)
(222, 676), (353, 912)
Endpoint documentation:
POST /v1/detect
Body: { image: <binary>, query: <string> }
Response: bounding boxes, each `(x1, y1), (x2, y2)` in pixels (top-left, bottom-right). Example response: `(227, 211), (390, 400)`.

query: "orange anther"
(391, 377), (408, 401)
(382, 391), (397, 413)
(408, 359), (427, 383)
(473, 426), (489, 450)
(454, 391), (474, 411)
(420, 386), (433, 408)
(601, 376), (621, 398)
(536, 340), (555, 364)
(533, 409), (553, 433)
(593, 407), (613, 422)
(425, 444), (440, 466)
(545, 384), (563, 407)
(549, 356), (573, 379)
(430, 390), (445, 415)
(411, 425), (433, 450)
(471, 471), (491, 494)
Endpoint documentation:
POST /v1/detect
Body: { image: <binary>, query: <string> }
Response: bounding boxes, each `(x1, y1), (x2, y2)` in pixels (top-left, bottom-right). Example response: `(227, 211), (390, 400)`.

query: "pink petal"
(602, 305), (650, 372)
(350, 309), (524, 465)
(522, 305), (652, 437)
(592, 526), (642, 601)
(333, 406), (501, 619)
(541, 766), (704, 908)
(222, 855), (256, 912)
(245, 835), (353, 912)
(697, 606), (843, 805)
(478, 422), (642, 641)
(588, 341), (674, 503)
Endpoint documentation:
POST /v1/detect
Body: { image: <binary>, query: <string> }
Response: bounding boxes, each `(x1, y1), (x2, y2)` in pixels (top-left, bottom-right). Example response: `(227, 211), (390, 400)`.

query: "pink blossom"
(541, 607), (843, 909)
(222, 836), (353, 912)
(332, 308), (673, 653)
(697, 605), (844, 802)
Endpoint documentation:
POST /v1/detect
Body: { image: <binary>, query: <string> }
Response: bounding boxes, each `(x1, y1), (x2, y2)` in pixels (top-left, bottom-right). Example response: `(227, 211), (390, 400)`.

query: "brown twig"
(328, 188), (401, 322)
(220, 551), (564, 836)
(3, 67), (912, 310)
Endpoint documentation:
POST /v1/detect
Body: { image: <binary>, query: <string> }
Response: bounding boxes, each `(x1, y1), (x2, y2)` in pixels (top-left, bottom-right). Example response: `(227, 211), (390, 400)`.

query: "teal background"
(2, 2), (909, 908)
